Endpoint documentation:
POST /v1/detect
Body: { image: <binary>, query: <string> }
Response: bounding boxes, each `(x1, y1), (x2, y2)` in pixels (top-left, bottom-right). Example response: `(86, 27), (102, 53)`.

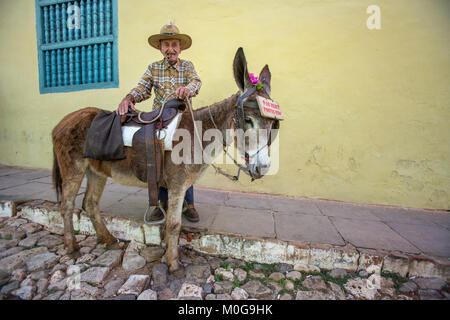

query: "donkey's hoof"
(64, 235), (80, 253)
(98, 234), (117, 245)
(67, 249), (81, 260)
(65, 243), (80, 255)
(171, 265), (185, 278)
(105, 241), (122, 251)
(168, 260), (182, 274)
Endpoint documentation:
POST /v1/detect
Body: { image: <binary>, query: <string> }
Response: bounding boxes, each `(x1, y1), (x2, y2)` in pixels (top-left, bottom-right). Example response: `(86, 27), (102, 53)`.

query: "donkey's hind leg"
(82, 168), (117, 245)
(61, 173), (85, 254)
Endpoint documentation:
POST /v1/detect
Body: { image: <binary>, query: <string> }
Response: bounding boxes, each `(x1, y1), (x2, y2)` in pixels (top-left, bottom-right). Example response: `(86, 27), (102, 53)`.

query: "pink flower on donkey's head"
(248, 72), (264, 90)
(248, 73), (259, 85)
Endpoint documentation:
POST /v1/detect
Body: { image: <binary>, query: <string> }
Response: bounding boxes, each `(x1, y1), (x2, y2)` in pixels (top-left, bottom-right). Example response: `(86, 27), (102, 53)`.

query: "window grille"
(35, 0), (118, 93)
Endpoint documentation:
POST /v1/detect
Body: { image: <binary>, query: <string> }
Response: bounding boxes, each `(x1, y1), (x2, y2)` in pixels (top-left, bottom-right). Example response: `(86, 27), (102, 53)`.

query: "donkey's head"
(232, 48), (280, 180)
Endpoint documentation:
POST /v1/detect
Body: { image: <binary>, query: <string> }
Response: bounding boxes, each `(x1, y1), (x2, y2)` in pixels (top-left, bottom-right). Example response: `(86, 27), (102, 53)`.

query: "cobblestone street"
(0, 215), (448, 300)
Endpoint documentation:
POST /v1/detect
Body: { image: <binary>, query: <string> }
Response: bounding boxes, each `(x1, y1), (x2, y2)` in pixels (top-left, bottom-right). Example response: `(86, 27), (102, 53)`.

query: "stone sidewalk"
(0, 164), (449, 261)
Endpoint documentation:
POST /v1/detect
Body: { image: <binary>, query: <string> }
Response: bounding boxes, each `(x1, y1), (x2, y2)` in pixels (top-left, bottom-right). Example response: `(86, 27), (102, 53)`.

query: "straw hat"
(148, 22), (192, 50)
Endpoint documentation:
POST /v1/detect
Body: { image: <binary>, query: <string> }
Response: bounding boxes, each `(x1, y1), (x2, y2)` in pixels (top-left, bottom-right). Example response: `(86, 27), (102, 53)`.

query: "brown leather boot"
(182, 204), (200, 222)
(149, 202), (167, 221)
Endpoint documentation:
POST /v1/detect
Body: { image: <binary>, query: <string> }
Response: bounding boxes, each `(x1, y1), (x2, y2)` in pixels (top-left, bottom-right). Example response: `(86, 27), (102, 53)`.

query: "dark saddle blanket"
(83, 99), (186, 206)
(82, 110), (126, 161)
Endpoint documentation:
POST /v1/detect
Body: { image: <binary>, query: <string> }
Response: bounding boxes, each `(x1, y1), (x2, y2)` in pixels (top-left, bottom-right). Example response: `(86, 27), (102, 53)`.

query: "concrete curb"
(1, 200), (160, 246)
(0, 200), (15, 218)
(2, 199), (449, 280)
(188, 232), (450, 280)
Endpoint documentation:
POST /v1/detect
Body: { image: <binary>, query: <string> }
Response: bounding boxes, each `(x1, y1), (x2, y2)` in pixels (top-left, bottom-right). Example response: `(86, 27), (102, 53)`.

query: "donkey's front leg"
(164, 189), (185, 273)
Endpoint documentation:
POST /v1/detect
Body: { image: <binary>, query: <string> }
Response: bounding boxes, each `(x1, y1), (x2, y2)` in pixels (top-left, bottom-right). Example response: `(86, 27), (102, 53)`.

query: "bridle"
(202, 86), (279, 181)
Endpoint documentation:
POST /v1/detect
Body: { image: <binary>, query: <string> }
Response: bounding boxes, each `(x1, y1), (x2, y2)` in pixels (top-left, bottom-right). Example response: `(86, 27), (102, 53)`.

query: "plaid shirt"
(128, 58), (202, 110)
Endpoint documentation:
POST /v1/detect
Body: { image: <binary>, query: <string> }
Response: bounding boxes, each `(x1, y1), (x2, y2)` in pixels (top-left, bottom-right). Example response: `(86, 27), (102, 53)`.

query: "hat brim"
(148, 34), (192, 50)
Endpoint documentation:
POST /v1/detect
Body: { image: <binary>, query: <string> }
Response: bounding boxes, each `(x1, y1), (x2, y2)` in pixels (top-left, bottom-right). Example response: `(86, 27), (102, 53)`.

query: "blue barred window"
(35, 0), (118, 93)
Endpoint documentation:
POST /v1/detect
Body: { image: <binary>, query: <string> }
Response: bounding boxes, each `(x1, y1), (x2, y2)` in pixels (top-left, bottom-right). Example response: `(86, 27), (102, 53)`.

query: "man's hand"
(176, 86), (191, 100)
(116, 95), (135, 115)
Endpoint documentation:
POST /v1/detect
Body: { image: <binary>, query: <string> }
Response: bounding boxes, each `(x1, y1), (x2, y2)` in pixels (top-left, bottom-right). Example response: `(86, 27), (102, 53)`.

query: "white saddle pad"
(121, 113), (182, 150)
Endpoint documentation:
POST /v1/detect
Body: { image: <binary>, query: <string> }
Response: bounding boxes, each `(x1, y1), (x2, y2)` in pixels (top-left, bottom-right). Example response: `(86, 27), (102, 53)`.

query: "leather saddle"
(122, 99), (186, 207)
(120, 98), (186, 127)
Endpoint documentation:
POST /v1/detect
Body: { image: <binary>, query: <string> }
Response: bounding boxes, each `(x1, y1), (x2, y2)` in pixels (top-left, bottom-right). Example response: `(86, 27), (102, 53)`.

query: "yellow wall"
(0, 0), (449, 209)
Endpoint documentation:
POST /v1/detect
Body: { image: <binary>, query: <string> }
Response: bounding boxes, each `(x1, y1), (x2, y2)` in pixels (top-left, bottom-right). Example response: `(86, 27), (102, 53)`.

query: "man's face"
(159, 39), (182, 65)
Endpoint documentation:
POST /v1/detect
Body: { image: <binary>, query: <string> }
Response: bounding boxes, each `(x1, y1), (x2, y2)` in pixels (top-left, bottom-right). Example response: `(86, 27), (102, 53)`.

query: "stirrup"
(144, 200), (166, 225)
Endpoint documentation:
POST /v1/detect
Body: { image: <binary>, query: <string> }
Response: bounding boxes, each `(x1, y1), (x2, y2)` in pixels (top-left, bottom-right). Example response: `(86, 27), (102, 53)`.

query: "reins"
(186, 97), (247, 182)
(135, 94), (174, 124)
(185, 87), (272, 182)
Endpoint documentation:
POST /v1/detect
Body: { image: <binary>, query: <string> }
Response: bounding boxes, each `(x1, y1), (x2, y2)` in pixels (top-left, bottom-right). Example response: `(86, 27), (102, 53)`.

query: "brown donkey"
(52, 48), (280, 272)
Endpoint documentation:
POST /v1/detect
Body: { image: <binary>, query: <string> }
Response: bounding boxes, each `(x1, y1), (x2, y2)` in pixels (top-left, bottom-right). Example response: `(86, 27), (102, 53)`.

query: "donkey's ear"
(233, 47), (253, 92)
(259, 64), (271, 96)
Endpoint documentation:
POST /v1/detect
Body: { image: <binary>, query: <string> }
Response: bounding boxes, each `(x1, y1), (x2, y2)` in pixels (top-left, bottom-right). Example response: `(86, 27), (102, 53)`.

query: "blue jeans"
(158, 185), (194, 205)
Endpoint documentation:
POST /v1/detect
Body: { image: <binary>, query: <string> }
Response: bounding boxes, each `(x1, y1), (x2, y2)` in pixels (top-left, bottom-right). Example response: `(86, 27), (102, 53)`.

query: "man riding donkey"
(116, 22), (201, 223)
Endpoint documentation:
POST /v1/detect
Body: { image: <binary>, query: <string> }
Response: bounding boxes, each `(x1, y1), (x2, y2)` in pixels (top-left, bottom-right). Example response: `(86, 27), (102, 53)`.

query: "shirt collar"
(163, 58), (181, 71)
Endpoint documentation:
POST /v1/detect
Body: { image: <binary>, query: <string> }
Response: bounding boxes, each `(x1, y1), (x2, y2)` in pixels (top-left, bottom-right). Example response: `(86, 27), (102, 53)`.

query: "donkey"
(52, 48), (280, 272)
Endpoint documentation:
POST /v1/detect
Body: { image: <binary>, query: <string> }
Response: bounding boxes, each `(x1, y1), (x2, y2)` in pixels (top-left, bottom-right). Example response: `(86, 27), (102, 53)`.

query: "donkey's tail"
(52, 150), (62, 203)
